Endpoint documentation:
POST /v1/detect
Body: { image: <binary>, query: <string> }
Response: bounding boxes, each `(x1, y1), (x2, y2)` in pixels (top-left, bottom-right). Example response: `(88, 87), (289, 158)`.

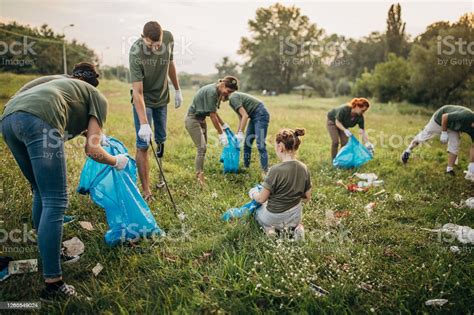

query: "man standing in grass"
(401, 105), (474, 181)
(129, 21), (182, 200)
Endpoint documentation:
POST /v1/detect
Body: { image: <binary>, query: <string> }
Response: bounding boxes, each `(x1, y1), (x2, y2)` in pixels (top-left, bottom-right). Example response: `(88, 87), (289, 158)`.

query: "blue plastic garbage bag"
(222, 184), (262, 221)
(333, 135), (373, 169)
(220, 128), (240, 173)
(77, 137), (163, 246)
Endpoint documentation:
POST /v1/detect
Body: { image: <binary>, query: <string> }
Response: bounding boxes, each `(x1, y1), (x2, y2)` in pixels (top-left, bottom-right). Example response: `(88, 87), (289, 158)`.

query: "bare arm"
(209, 112), (223, 134)
(168, 60), (180, 90)
(85, 117), (116, 166)
(335, 119), (346, 131)
(302, 189), (312, 203)
(441, 113), (449, 131)
(132, 81), (148, 125)
(359, 129), (369, 143)
(253, 187), (271, 204)
(237, 107), (250, 133)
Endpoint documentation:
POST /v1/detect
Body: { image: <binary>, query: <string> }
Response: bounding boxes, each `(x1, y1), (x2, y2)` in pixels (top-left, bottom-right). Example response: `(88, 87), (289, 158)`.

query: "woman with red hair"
(326, 98), (373, 159)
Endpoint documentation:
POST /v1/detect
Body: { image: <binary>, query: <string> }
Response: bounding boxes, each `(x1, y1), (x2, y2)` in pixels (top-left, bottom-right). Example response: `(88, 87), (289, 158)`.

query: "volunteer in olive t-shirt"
(227, 92), (270, 172)
(1, 78), (128, 300)
(326, 98), (373, 159)
(129, 21), (182, 200)
(401, 105), (474, 180)
(185, 77), (239, 185)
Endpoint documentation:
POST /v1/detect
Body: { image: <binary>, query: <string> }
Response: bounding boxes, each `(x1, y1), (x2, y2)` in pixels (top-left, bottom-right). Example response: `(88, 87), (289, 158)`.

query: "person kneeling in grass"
(249, 128), (312, 240)
(401, 105), (474, 180)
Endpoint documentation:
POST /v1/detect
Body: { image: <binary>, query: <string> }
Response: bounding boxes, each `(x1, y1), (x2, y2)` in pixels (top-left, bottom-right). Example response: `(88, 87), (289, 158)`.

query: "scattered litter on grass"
(211, 192), (218, 199)
(309, 283), (328, 297)
(365, 202), (376, 216)
(8, 259), (38, 275)
(357, 180), (384, 188)
(63, 237), (85, 256)
(336, 180), (368, 193)
(79, 221), (94, 231)
(92, 263), (103, 276)
(394, 194), (403, 202)
(334, 210), (351, 218)
(450, 246), (460, 253)
(425, 299), (448, 306)
(354, 173), (378, 182)
(422, 224), (474, 244)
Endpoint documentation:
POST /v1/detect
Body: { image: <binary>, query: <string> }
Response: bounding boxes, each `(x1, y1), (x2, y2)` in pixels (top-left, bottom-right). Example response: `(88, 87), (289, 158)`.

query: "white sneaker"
(464, 171), (474, 182)
(293, 224), (305, 241)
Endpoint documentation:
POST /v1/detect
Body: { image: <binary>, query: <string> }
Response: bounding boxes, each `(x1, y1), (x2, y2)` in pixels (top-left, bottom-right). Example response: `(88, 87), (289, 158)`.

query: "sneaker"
(61, 248), (80, 265)
(40, 282), (77, 301)
(465, 171), (474, 182)
(401, 151), (410, 164)
(63, 215), (76, 226)
(293, 224), (305, 242)
(446, 170), (455, 177)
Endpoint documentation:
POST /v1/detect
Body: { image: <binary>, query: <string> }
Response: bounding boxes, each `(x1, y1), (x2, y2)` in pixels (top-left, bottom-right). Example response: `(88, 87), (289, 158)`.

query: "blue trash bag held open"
(333, 135), (373, 169)
(220, 128), (240, 173)
(77, 137), (163, 246)
(222, 184), (262, 221)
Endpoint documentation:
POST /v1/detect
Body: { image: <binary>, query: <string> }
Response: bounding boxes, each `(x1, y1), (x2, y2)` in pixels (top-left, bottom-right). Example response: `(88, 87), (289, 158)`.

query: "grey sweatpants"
(185, 113), (208, 172)
(255, 202), (302, 231)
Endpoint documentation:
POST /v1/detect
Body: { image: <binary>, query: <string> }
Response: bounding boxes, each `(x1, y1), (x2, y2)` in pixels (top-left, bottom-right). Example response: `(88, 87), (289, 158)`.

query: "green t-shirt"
(433, 105), (474, 140)
(327, 104), (365, 129)
(262, 160), (312, 213)
(129, 31), (174, 108)
(228, 92), (261, 116)
(188, 83), (221, 117)
(1, 78), (108, 139)
(16, 75), (69, 95)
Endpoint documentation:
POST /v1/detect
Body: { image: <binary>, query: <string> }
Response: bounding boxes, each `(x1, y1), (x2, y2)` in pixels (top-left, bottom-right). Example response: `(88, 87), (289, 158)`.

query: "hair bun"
(294, 128), (306, 137)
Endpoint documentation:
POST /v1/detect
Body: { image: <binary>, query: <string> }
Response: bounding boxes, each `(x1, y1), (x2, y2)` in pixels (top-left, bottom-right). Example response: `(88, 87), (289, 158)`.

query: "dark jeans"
(2, 112), (67, 278)
(132, 104), (168, 149)
(244, 103), (270, 171)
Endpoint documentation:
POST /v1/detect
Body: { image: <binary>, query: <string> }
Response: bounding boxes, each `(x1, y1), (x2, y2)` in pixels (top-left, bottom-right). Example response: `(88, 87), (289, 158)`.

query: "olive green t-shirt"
(433, 105), (474, 140)
(228, 92), (261, 116)
(188, 83), (220, 118)
(262, 160), (312, 213)
(16, 74), (69, 95)
(1, 78), (108, 139)
(129, 31), (174, 108)
(327, 104), (365, 129)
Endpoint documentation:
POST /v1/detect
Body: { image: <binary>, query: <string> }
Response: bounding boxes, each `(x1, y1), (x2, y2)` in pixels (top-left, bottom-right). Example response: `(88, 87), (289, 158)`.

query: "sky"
(1, 0), (472, 74)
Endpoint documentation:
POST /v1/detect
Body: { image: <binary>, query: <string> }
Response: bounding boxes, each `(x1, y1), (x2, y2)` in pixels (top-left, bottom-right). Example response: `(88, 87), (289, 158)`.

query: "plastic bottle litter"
(425, 299), (448, 306)
(357, 180), (384, 188)
(355, 173), (378, 182)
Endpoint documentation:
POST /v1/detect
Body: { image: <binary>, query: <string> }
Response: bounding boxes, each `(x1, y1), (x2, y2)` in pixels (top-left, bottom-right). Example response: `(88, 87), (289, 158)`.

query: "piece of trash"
(92, 263), (103, 276)
(394, 194), (403, 202)
(425, 299), (448, 306)
(465, 197), (474, 209)
(354, 173), (378, 182)
(8, 259), (38, 275)
(325, 210), (340, 227)
(423, 223), (474, 244)
(450, 246), (460, 253)
(365, 202), (376, 216)
(309, 283), (328, 297)
(211, 192), (218, 199)
(373, 189), (386, 196)
(63, 237), (85, 256)
(177, 212), (187, 222)
(357, 180), (384, 188)
(79, 221), (94, 231)
(334, 210), (351, 218)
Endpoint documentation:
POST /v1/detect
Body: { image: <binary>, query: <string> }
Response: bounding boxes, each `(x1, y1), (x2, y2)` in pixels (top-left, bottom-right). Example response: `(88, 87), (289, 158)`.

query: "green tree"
(239, 3), (325, 93)
(386, 3), (407, 57)
(371, 53), (411, 102)
(215, 56), (240, 78)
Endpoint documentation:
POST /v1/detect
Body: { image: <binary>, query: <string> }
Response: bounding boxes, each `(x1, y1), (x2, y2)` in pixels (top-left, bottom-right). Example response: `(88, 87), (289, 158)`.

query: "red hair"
(348, 98), (370, 109)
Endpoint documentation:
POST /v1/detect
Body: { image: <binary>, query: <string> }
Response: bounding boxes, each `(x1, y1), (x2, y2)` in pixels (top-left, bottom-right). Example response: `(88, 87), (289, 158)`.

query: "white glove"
(222, 123), (230, 130)
(100, 134), (109, 146)
(236, 132), (245, 145)
(248, 185), (262, 200)
(113, 154), (129, 171)
(344, 129), (352, 137)
(440, 131), (448, 144)
(138, 124), (152, 144)
(174, 90), (183, 109)
(219, 133), (228, 146)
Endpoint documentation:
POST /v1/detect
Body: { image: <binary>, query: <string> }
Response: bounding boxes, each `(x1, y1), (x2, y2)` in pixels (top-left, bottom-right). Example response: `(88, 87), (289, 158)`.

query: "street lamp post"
(62, 24), (74, 74)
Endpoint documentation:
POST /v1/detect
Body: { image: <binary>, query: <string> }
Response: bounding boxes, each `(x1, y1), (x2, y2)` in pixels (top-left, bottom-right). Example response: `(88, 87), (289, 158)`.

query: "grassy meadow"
(0, 73), (473, 314)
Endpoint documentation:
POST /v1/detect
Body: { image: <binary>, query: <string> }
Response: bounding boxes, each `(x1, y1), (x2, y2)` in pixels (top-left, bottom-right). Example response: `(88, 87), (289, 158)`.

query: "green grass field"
(0, 74), (473, 314)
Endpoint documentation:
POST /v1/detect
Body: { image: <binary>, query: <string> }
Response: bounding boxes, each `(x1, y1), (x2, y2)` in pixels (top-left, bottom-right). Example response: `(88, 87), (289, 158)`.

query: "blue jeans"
(132, 105), (167, 149)
(244, 103), (270, 171)
(2, 112), (67, 278)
